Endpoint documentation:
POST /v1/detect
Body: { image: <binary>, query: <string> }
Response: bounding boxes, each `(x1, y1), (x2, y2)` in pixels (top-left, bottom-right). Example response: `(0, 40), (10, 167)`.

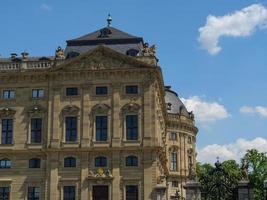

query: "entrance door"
(93, 185), (109, 200)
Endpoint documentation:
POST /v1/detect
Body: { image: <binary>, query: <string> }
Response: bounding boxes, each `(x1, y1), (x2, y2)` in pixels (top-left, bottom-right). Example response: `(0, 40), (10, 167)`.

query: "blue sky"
(0, 0), (266, 162)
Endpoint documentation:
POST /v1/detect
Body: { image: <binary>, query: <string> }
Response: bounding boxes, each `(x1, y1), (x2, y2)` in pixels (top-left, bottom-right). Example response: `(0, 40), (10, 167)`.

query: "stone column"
(112, 151), (121, 200)
(48, 153), (59, 200)
(184, 181), (201, 200)
(80, 152), (89, 199)
(111, 83), (121, 147)
(238, 180), (254, 200)
(81, 85), (90, 148)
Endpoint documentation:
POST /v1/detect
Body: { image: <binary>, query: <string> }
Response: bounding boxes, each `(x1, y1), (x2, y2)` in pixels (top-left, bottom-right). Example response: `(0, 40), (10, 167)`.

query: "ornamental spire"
(107, 14), (112, 27)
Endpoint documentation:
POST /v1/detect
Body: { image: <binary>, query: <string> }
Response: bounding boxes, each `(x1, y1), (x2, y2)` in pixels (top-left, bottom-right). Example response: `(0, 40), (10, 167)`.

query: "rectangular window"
(66, 87), (78, 96)
(126, 115), (138, 140)
(95, 116), (108, 141)
(125, 85), (138, 94)
(172, 181), (178, 187)
(188, 136), (192, 144)
(169, 132), (177, 141)
(31, 118), (42, 143)
(3, 90), (15, 99)
(32, 89), (44, 98)
(126, 185), (138, 200)
(65, 117), (77, 142)
(96, 86), (108, 95)
(28, 187), (40, 200)
(1, 119), (13, 144)
(170, 152), (177, 171)
(0, 187), (10, 200)
(63, 186), (75, 200)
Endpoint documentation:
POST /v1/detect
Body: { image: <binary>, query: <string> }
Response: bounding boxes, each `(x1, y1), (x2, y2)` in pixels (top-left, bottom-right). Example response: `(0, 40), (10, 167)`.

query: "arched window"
(64, 157), (76, 168)
(126, 155), (138, 167)
(95, 156), (107, 167)
(29, 158), (41, 168)
(0, 158), (11, 169)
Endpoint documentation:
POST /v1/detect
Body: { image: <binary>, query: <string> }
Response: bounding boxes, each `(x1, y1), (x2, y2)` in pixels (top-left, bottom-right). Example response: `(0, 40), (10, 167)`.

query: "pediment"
(53, 45), (153, 71)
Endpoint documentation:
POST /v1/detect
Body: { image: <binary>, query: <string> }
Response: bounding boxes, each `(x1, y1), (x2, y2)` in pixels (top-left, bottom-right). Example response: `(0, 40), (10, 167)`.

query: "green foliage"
(243, 149), (267, 200)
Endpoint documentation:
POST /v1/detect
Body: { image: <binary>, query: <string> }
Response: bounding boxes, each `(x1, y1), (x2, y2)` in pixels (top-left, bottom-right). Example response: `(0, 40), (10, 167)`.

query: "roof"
(164, 86), (190, 117)
(65, 26), (144, 56)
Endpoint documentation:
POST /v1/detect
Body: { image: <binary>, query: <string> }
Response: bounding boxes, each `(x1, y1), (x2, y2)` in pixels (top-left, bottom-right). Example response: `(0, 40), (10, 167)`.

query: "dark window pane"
(63, 186), (75, 200)
(3, 90), (15, 99)
(28, 187), (40, 200)
(64, 157), (76, 168)
(66, 88), (78, 96)
(126, 185), (138, 200)
(95, 86), (108, 95)
(126, 156), (138, 167)
(31, 118), (42, 143)
(95, 156), (107, 167)
(126, 85), (138, 94)
(29, 158), (41, 168)
(1, 119), (13, 144)
(170, 152), (177, 171)
(126, 115), (138, 140)
(95, 116), (108, 141)
(65, 117), (77, 142)
(0, 187), (10, 200)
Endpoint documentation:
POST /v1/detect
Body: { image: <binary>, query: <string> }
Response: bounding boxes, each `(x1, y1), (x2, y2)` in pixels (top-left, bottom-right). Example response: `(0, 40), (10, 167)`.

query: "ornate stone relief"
(88, 168), (113, 179)
(0, 107), (16, 118)
(91, 104), (110, 115)
(61, 105), (80, 116)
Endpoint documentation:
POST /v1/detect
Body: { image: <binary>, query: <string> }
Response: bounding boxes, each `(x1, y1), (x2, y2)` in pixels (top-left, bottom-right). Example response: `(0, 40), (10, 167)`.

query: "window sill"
(0, 144), (14, 150)
(61, 142), (79, 148)
(92, 141), (110, 147)
(122, 140), (141, 146)
(26, 143), (43, 149)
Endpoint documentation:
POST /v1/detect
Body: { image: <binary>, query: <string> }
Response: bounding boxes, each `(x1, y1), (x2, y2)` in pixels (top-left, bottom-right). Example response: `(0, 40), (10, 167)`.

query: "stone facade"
(0, 24), (197, 200)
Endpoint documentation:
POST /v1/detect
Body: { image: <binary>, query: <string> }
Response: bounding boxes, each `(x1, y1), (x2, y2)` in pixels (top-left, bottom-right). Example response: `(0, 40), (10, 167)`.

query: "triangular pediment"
(53, 45), (153, 71)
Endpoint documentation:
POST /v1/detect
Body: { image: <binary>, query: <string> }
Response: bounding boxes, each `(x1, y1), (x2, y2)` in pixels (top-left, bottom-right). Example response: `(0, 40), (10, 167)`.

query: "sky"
(0, 0), (267, 163)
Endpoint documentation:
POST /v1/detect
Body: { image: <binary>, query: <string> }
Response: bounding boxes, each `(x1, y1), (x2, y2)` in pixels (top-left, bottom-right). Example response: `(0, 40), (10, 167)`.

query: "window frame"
(65, 116), (78, 142)
(95, 86), (108, 95)
(169, 132), (177, 141)
(65, 87), (78, 97)
(94, 156), (107, 168)
(63, 185), (76, 200)
(170, 152), (178, 171)
(0, 158), (11, 169)
(32, 89), (44, 99)
(125, 185), (139, 200)
(27, 186), (40, 200)
(125, 114), (139, 141)
(125, 85), (138, 95)
(2, 89), (15, 100)
(29, 158), (41, 169)
(1, 118), (13, 145)
(95, 115), (108, 142)
(0, 186), (10, 200)
(125, 155), (138, 167)
(64, 157), (76, 168)
(30, 118), (42, 144)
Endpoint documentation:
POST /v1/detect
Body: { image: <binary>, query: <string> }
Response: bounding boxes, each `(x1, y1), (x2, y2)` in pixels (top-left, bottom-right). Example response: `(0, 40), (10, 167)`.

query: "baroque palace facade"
(0, 18), (197, 200)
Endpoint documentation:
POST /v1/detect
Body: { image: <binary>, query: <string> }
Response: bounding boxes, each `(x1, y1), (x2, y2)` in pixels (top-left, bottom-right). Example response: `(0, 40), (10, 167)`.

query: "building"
(0, 16), (197, 200)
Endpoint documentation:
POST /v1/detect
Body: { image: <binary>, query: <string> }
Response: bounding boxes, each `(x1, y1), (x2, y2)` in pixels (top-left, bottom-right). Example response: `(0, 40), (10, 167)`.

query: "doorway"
(92, 185), (109, 200)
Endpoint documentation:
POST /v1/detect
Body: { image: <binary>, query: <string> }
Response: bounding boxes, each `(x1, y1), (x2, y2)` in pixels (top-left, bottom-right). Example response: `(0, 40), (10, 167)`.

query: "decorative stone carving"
(88, 168), (113, 179)
(140, 43), (156, 56)
(91, 104), (110, 115)
(55, 46), (65, 60)
(61, 105), (80, 116)
(240, 159), (249, 181)
(0, 107), (16, 118)
(121, 103), (140, 114)
(188, 163), (197, 181)
(27, 105), (46, 116)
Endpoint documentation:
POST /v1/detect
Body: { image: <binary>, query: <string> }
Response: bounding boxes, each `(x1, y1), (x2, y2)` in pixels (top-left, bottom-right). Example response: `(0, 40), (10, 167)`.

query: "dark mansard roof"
(65, 26), (144, 58)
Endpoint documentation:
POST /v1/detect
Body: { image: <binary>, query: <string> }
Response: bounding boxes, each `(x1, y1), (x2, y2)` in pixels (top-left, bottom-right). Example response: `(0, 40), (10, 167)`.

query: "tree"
(243, 149), (267, 200)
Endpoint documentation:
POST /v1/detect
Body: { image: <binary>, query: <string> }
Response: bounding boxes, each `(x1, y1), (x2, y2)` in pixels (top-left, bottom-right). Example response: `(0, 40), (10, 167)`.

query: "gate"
(199, 160), (238, 200)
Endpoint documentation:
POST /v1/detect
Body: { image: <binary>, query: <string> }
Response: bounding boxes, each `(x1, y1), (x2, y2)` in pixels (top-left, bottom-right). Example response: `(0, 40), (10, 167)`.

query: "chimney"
(10, 53), (17, 60)
(21, 51), (29, 60)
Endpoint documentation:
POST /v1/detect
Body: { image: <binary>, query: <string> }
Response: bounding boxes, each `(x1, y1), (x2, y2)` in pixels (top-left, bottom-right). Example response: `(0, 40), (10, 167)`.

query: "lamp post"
(264, 179), (267, 200)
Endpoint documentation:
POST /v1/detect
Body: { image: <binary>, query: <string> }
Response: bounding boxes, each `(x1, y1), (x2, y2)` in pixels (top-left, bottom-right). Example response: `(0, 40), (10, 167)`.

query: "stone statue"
(241, 159), (249, 180)
(188, 163), (197, 181)
(140, 43), (156, 56)
(55, 46), (65, 59)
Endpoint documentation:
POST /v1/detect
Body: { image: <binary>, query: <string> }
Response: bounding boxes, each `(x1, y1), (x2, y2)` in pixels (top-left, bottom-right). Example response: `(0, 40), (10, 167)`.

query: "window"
(188, 136), (192, 144)
(0, 159), (11, 169)
(126, 115), (138, 140)
(126, 185), (138, 200)
(1, 119), (13, 144)
(188, 155), (192, 165)
(96, 86), (108, 95)
(3, 90), (15, 99)
(65, 117), (77, 142)
(95, 156), (107, 167)
(66, 87), (78, 96)
(29, 158), (41, 168)
(95, 116), (107, 141)
(126, 156), (138, 167)
(172, 181), (178, 187)
(32, 89), (44, 98)
(170, 152), (177, 171)
(63, 186), (75, 200)
(0, 187), (10, 200)
(28, 187), (40, 200)
(125, 85), (138, 94)
(64, 157), (76, 168)
(31, 118), (42, 143)
(169, 132), (177, 141)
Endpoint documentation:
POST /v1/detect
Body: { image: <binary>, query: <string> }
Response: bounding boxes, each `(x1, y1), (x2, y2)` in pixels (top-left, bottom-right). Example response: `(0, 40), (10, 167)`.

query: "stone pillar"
(238, 180), (254, 200)
(48, 153), (59, 200)
(80, 152), (89, 199)
(81, 86), (90, 148)
(112, 151), (121, 200)
(184, 181), (201, 200)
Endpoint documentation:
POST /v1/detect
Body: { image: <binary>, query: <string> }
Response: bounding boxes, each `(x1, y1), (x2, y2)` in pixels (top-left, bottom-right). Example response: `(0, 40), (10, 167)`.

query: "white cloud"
(40, 3), (52, 12)
(198, 4), (267, 55)
(181, 96), (230, 122)
(240, 106), (267, 117)
(198, 137), (267, 164)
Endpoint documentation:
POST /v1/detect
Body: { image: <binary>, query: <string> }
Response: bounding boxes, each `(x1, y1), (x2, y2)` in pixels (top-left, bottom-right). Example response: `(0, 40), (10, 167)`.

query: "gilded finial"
(107, 14), (112, 27)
